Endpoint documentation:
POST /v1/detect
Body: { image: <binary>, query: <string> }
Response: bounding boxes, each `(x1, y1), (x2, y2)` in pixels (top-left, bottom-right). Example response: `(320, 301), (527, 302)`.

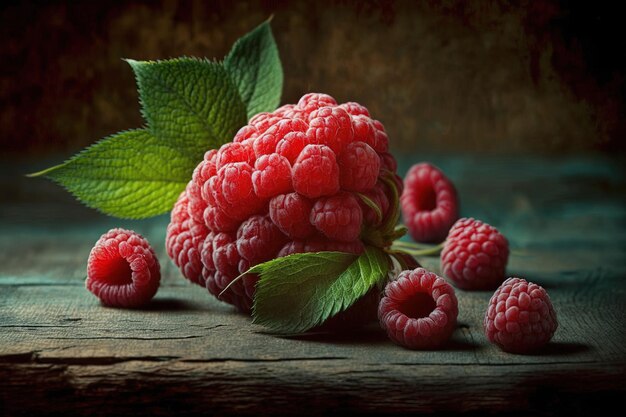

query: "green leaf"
(127, 57), (247, 158)
(251, 247), (391, 334)
(225, 19), (283, 119)
(30, 21), (283, 219)
(28, 129), (189, 218)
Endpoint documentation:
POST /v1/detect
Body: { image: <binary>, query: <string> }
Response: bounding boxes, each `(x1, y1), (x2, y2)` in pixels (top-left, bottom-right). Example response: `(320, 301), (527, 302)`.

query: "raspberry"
(269, 192), (315, 239)
(166, 93), (403, 314)
(338, 141), (381, 192)
(292, 144), (340, 198)
(252, 154), (293, 199)
(378, 268), (458, 349)
(441, 218), (509, 290)
(86, 228), (160, 308)
(401, 162), (459, 243)
(484, 277), (558, 353)
(310, 193), (363, 242)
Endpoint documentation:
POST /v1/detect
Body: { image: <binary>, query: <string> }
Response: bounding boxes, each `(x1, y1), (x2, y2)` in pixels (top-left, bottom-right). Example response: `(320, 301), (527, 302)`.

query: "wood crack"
(44, 335), (205, 341)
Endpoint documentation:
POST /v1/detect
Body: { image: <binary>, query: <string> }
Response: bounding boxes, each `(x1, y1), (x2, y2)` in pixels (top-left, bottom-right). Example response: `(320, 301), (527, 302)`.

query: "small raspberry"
(86, 228), (160, 308)
(441, 218), (509, 290)
(484, 277), (558, 353)
(310, 193), (363, 242)
(292, 144), (340, 198)
(269, 192), (316, 239)
(338, 141), (381, 192)
(252, 153), (293, 199)
(401, 162), (459, 243)
(378, 268), (458, 349)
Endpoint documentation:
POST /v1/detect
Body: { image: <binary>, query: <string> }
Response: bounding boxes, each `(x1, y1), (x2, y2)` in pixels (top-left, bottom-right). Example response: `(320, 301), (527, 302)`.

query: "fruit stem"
(389, 242), (444, 257)
(392, 240), (444, 251)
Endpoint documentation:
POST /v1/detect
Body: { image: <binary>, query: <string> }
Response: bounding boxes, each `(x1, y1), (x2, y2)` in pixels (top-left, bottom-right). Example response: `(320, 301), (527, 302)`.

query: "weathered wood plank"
(0, 284), (623, 366)
(1, 155), (625, 415)
(2, 360), (625, 416)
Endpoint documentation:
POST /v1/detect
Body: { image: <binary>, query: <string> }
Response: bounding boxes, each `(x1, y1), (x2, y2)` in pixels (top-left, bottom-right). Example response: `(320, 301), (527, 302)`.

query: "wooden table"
(1, 155), (625, 416)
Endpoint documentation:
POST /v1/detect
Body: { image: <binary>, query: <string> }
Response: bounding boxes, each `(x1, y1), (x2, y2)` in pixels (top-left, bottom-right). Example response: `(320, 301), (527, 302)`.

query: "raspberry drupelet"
(166, 93), (404, 313)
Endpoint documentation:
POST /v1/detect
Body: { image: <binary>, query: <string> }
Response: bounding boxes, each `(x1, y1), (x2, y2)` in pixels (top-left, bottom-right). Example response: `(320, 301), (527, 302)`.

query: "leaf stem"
(392, 240), (445, 250)
(389, 242), (444, 257)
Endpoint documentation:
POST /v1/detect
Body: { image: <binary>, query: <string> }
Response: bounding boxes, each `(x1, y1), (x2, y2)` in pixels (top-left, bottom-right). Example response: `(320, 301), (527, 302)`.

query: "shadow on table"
(133, 298), (206, 312)
(531, 342), (591, 356)
(279, 324), (480, 351)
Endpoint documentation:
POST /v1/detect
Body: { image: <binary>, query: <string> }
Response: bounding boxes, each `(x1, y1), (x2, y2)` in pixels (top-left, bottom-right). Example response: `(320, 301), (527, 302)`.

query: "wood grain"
(1, 155), (625, 416)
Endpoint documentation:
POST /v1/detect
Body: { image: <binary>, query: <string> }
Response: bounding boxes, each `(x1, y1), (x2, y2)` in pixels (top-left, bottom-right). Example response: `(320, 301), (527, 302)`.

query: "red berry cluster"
(166, 93), (403, 312)
(393, 164), (557, 353)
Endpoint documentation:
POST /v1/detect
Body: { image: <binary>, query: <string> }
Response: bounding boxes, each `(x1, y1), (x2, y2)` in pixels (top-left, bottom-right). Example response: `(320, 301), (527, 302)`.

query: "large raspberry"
(484, 277), (558, 353)
(166, 93), (402, 314)
(401, 162), (459, 243)
(378, 268), (458, 349)
(87, 228), (160, 308)
(441, 218), (509, 290)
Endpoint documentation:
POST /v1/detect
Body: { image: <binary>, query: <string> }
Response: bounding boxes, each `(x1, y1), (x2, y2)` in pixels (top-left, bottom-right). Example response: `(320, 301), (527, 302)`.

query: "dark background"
(1, 0), (625, 157)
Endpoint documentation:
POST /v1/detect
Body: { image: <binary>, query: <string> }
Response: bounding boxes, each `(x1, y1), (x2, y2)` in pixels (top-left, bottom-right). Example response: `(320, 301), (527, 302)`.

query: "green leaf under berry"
(250, 247), (391, 334)
(28, 129), (189, 218)
(225, 19), (283, 119)
(29, 21), (284, 219)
